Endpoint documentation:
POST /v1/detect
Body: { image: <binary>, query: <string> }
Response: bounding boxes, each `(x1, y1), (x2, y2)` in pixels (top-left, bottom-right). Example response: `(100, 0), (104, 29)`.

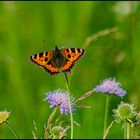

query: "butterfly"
(30, 46), (85, 75)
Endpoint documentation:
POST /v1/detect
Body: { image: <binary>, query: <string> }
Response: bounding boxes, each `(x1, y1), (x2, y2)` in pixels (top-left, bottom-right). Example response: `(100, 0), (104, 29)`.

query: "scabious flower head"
(0, 111), (10, 125)
(44, 89), (75, 115)
(113, 102), (136, 123)
(94, 78), (126, 97)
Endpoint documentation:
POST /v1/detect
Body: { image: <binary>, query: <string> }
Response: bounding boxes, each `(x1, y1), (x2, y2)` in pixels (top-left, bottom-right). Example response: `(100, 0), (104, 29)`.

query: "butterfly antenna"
(42, 39), (47, 49)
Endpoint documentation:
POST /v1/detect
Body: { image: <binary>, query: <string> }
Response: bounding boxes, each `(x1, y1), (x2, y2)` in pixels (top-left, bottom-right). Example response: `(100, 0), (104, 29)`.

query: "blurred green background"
(0, 1), (140, 139)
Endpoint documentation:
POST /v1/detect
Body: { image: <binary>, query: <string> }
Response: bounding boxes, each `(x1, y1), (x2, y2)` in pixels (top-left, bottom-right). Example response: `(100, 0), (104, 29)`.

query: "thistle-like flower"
(44, 89), (75, 115)
(0, 111), (10, 125)
(94, 78), (126, 97)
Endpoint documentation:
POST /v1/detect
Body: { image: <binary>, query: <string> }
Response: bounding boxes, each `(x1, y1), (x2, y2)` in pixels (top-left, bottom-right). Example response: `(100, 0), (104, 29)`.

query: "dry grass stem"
(82, 27), (117, 48)
(103, 121), (115, 139)
(75, 90), (94, 103)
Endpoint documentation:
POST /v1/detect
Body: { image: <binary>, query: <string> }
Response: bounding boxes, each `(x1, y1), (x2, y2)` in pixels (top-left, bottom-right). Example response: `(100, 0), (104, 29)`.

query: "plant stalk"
(64, 73), (73, 139)
(5, 121), (19, 139)
(124, 120), (129, 139)
(103, 94), (110, 136)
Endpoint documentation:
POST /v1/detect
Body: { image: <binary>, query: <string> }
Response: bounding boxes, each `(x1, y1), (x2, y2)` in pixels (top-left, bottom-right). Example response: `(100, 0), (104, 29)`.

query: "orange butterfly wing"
(60, 48), (85, 72)
(30, 51), (60, 75)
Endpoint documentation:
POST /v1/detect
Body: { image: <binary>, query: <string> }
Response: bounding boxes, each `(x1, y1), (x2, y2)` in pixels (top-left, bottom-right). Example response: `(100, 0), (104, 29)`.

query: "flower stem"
(124, 120), (129, 139)
(5, 121), (19, 139)
(64, 73), (73, 139)
(103, 94), (110, 136)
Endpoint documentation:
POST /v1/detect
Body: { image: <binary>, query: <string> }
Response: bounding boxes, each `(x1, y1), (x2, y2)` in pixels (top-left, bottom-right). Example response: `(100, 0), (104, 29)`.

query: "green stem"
(64, 73), (73, 139)
(103, 94), (110, 136)
(124, 120), (129, 139)
(5, 121), (19, 139)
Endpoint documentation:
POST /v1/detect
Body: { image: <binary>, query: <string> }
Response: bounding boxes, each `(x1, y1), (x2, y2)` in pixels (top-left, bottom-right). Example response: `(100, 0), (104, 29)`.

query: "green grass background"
(0, 1), (140, 139)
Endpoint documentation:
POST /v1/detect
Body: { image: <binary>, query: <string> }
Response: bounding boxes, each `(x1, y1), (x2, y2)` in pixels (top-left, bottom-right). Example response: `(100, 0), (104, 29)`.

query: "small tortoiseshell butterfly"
(30, 46), (85, 75)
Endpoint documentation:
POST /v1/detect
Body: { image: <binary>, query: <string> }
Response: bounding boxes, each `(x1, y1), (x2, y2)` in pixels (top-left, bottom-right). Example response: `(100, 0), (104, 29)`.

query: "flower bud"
(113, 102), (136, 122)
(0, 111), (10, 125)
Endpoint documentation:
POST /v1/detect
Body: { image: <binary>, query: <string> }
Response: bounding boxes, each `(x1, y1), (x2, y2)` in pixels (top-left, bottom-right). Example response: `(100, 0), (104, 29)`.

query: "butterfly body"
(30, 46), (85, 75)
(50, 47), (67, 68)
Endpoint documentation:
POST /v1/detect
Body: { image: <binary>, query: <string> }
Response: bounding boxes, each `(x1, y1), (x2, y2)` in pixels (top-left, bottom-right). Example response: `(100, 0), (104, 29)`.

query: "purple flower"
(44, 89), (75, 115)
(94, 78), (126, 97)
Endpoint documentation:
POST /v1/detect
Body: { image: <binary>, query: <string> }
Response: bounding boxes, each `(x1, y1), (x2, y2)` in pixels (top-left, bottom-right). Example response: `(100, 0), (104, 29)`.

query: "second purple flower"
(94, 78), (126, 97)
